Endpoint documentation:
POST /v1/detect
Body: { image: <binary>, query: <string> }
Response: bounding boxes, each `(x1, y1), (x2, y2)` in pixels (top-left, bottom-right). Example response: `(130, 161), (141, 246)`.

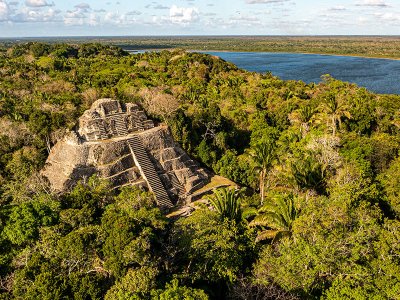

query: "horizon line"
(2, 34), (400, 40)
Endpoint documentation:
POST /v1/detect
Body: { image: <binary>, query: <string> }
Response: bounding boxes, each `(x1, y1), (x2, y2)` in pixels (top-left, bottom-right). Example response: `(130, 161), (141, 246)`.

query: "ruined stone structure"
(42, 99), (210, 210)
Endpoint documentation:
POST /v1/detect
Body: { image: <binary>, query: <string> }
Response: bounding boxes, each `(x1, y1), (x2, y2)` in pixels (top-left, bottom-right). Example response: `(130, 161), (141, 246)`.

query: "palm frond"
(252, 193), (299, 243)
(207, 187), (243, 222)
(242, 207), (257, 221)
(255, 230), (280, 242)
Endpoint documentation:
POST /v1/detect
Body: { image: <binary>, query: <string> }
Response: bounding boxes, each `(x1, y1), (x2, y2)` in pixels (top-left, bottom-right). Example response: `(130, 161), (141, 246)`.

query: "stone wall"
(77, 99), (154, 141)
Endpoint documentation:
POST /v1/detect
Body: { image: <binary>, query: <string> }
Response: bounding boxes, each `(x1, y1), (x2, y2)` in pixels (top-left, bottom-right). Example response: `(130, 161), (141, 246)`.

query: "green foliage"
(248, 132), (278, 203)
(169, 108), (195, 152)
(172, 209), (255, 284)
(378, 156), (400, 217)
(250, 193), (299, 242)
(0, 43), (399, 299)
(253, 185), (385, 296)
(319, 90), (351, 136)
(207, 187), (243, 222)
(291, 153), (327, 194)
(214, 150), (253, 186)
(100, 186), (167, 279)
(341, 133), (399, 176)
(151, 279), (209, 300)
(105, 266), (158, 300)
(0, 182), (168, 300)
(5, 146), (44, 180)
(3, 197), (59, 245)
(196, 140), (217, 168)
(323, 219), (400, 300)
(248, 137), (277, 171)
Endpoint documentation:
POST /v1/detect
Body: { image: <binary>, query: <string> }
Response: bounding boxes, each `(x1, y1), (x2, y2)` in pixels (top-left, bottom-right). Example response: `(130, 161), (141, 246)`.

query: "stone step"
(127, 136), (173, 210)
(162, 154), (184, 164)
(96, 123), (108, 139)
(103, 167), (136, 179)
(110, 116), (129, 136)
(143, 120), (155, 129)
(169, 173), (186, 198)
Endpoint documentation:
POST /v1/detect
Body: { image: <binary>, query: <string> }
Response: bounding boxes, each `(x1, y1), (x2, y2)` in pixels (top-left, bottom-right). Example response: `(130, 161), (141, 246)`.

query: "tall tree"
(319, 93), (351, 136)
(248, 138), (277, 204)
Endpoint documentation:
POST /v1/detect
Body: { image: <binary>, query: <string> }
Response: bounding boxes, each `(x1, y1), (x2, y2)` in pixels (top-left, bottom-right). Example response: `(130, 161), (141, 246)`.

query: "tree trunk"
(260, 169), (265, 205)
(45, 134), (51, 154)
(332, 115), (336, 136)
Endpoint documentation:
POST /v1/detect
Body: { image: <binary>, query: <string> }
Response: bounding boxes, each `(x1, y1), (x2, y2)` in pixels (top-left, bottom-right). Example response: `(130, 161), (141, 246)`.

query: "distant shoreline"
(2, 36), (400, 60)
(126, 48), (400, 62)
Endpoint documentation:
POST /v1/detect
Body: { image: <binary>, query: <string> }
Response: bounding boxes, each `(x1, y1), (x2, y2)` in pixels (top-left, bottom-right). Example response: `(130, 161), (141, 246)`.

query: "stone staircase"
(127, 135), (173, 210)
(130, 109), (154, 131)
(97, 123), (108, 139)
(111, 115), (129, 136)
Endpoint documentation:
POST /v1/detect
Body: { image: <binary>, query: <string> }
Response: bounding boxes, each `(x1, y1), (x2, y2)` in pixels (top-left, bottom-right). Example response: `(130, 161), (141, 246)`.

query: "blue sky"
(0, 0), (399, 37)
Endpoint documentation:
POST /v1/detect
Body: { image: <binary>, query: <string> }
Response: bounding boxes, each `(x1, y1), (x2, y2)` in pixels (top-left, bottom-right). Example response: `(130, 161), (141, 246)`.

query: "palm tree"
(250, 193), (299, 243)
(299, 105), (315, 124)
(248, 138), (276, 205)
(288, 105), (316, 135)
(320, 93), (351, 136)
(291, 154), (326, 194)
(207, 187), (243, 222)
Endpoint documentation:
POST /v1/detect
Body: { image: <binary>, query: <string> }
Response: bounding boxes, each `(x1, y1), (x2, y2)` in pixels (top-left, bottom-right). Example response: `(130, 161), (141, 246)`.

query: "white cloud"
(74, 3), (91, 11)
(103, 11), (140, 26)
(64, 9), (86, 25)
(126, 10), (141, 16)
(1, 0), (61, 23)
(355, 0), (389, 7)
(146, 3), (169, 9)
(253, 9), (272, 15)
(0, 1), (10, 21)
(203, 13), (264, 30)
(12, 7), (60, 22)
(25, 0), (54, 7)
(104, 12), (122, 24)
(88, 13), (99, 25)
(60, 4), (143, 27)
(154, 4), (169, 9)
(246, 0), (289, 4)
(169, 5), (199, 24)
(374, 12), (400, 23)
(201, 12), (217, 16)
(357, 16), (368, 24)
(329, 6), (346, 11)
(229, 14), (262, 26)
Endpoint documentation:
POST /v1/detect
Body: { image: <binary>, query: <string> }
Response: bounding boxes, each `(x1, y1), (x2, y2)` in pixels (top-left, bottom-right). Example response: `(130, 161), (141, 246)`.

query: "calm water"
(203, 52), (400, 95)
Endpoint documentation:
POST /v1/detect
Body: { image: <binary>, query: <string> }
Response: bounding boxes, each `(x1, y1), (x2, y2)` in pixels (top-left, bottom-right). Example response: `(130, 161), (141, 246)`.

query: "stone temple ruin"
(42, 99), (211, 210)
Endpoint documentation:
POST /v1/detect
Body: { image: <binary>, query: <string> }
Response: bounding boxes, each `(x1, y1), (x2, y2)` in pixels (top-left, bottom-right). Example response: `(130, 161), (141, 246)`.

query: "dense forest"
(0, 42), (399, 299)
